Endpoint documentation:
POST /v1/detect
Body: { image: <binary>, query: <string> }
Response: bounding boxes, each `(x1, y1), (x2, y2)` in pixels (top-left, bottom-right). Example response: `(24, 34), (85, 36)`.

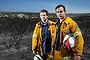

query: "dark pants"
(42, 54), (48, 60)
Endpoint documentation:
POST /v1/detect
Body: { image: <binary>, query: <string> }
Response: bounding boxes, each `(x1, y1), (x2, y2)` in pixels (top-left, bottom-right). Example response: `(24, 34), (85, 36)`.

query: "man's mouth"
(43, 19), (46, 21)
(60, 16), (62, 17)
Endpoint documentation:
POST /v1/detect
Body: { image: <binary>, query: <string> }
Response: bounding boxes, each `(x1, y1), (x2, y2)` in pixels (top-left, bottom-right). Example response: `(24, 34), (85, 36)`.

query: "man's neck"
(41, 20), (48, 26)
(43, 20), (48, 25)
(60, 19), (63, 23)
(59, 17), (67, 23)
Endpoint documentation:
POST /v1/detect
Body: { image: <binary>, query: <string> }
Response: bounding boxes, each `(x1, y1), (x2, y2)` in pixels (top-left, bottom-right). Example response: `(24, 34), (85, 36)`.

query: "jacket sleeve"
(70, 21), (84, 56)
(32, 24), (38, 51)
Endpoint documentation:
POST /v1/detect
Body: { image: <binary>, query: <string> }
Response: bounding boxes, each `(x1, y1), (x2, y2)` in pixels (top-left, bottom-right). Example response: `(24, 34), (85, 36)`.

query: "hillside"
(0, 12), (90, 60)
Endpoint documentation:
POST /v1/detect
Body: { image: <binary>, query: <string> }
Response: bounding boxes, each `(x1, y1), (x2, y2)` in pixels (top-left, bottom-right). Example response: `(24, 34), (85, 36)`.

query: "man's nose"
(58, 12), (61, 15)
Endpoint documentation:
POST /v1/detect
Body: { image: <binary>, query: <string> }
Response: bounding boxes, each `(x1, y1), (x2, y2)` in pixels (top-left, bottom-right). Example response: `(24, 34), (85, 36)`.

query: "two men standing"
(32, 4), (84, 60)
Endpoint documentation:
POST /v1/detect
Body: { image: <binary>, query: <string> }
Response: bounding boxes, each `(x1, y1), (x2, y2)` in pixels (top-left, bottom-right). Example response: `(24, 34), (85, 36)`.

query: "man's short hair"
(55, 4), (66, 12)
(40, 9), (48, 16)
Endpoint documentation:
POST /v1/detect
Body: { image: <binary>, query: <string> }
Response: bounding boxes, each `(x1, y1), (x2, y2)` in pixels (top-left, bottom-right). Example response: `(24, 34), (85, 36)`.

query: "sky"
(0, 0), (90, 13)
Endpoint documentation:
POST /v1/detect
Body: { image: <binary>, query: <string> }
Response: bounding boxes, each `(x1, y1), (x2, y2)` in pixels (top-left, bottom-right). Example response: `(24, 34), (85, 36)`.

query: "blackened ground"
(0, 14), (90, 60)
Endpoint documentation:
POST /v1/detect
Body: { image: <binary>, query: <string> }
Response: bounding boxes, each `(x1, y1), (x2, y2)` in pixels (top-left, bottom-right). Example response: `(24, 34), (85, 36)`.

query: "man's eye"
(43, 15), (45, 16)
(56, 11), (63, 13)
(60, 11), (63, 13)
(40, 15), (46, 16)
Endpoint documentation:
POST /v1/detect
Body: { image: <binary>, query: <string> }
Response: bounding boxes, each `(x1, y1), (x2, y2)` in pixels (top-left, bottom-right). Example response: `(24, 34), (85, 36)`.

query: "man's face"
(40, 12), (48, 23)
(56, 7), (66, 20)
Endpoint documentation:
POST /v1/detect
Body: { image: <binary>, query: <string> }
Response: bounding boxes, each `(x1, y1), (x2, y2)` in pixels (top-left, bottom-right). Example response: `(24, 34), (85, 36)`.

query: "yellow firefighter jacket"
(54, 17), (84, 59)
(32, 20), (56, 56)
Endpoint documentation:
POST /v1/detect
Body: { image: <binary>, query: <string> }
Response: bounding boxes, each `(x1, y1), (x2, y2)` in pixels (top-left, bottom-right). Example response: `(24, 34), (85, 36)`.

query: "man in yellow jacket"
(32, 9), (56, 60)
(53, 4), (84, 60)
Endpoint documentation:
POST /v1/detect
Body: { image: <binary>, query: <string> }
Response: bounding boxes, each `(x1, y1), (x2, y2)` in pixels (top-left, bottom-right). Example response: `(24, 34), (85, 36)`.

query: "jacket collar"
(40, 21), (49, 26)
(62, 17), (70, 25)
(37, 20), (55, 25)
(37, 20), (49, 28)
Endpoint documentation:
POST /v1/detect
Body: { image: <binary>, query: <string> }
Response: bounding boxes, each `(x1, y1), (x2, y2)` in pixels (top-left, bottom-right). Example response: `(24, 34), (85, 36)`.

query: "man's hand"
(51, 47), (53, 52)
(33, 50), (36, 55)
(73, 54), (81, 60)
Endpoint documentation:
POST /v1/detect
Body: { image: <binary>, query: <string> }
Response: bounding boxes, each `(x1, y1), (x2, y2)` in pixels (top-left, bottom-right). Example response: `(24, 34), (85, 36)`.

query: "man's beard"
(42, 19), (47, 23)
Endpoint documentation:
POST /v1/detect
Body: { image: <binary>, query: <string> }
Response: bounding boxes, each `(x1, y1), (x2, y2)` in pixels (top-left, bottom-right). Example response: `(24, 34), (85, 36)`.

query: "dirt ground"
(0, 33), (90, 60)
